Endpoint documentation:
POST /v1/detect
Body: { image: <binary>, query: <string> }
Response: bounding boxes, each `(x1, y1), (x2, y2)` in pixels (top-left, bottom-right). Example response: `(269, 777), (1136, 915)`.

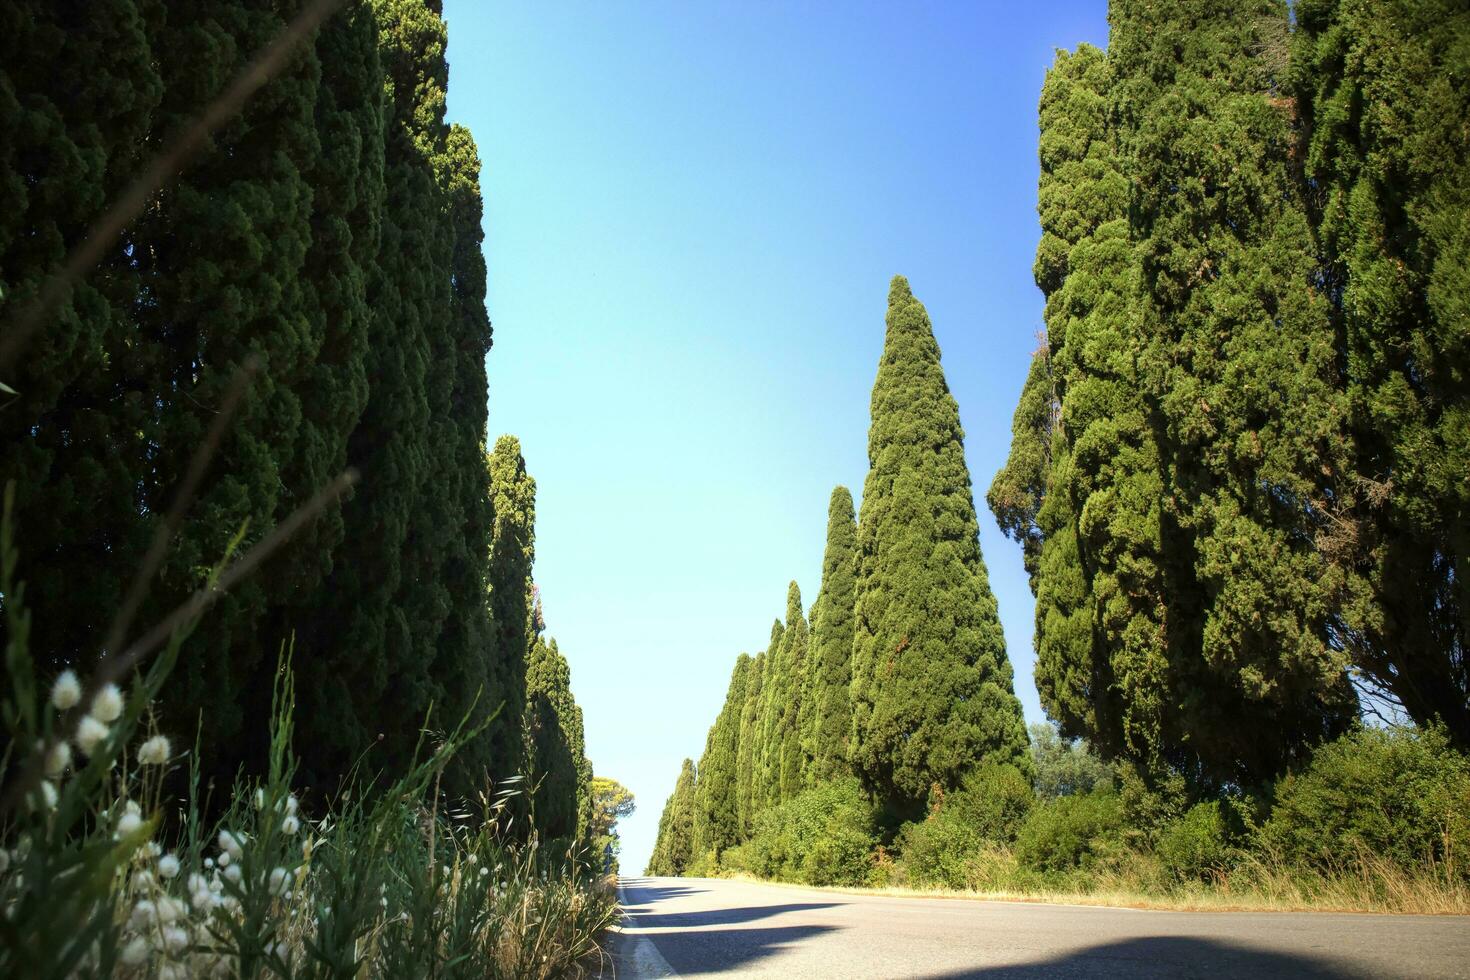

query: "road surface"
(601, 876), (1469, 978)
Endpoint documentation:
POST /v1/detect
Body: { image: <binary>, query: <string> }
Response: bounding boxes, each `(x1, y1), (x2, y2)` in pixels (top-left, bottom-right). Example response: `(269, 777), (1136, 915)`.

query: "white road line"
(615, 880), (679, 978)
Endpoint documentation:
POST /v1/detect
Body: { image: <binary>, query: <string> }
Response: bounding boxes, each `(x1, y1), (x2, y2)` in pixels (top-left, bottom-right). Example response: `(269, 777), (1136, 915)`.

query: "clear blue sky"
(442, 0), (1109, 875)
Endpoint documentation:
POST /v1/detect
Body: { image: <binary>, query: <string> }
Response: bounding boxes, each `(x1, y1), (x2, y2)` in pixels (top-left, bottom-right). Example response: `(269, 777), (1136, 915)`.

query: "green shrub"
(1258, 725), (1470, 879)
(947, 763), (1035, 842)
(1156, 801), (1233, 882)
(1015, 789), (1126, 873)
(737, 779), (877, 886)
(896, 808), (982, 889)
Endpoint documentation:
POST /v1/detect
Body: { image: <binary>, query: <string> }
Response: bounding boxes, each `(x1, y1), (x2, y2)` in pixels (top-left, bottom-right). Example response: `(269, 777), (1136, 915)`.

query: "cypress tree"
(1109, 0), (1359, 783)
(734, 652), (766, 837)
(486, 435), (537, 790)
(989, 45), (1146, 766)
(754, 618), (785, 810)
(0, 0), (162, 684)
(804, 487), (859, 783)
(850, 276), (1029, 818)
(692, 655), (749, 860)
(524, 635), (580, 840)
(647, 759), (697, 877)
(775, 583), (810, 800)
(1293, 0), (1470, 746)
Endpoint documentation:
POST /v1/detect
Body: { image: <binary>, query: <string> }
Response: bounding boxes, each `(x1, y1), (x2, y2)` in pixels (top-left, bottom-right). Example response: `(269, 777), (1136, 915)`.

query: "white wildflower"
(142, 840), (161, 858)
(191, 888), (215, 911)
(133, 868), (155, 891)
(90, 683), (123, 723)
(51, 670), (81, 711)
(162, 926), (189, 952)
(268, 867), (289, 896)
(224, 863), (242, 884)
(129, 899), (157, 929)
(157, 853), (180, 878)
(159, 962), (187, 980)
(285, 793), (298, 815)
(156, 896), (184, 923)
(281, 815), (299, 836)
(75, 715), (109, 756)
(253, 788), (266, 810)
(36, 780), (58, 811)
(116, 809), (143, 838)
(479, 865), (489, 877)
(217, 851), (230, 868)
(204, 856), (215, 869)
(467, 853), (478, 865)
(218, 829), (245, 860)
(44, 740), (71, 777)
(120, 935), (149, 966)
(138, 735), (171, 766)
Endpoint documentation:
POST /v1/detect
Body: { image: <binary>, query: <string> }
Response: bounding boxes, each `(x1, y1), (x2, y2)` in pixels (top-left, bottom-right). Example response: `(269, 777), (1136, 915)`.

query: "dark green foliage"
(1155, 802), (1233, 883)
(0, 0), (162, 689)
(898, 764), (1035, 889)
(647, 759), (698, 877)
(525, 636), (581, 840)
(735, 653), (766, 837)
(1029, 723), (1113, 799)
(1258, 726), (1470, 878)
(1107, 0), (1359, 782)
(1293, 0), (1470, 746)
(1014, 790), (1126, 874)
(803, 487), (858, 783)
(691, 655), (749, 861)
(726, 779), (877, 887)
(486, 435), (537, 790)
(851, 277), (1030, 817)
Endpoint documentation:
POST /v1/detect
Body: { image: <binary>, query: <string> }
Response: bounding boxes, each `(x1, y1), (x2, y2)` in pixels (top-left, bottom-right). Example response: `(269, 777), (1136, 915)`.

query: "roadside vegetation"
(650, 0), (1470, 917)
(0, 0), (633, 974)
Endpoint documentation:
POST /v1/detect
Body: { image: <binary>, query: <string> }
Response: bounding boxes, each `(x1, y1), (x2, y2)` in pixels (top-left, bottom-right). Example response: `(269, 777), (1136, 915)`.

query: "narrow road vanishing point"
(602, 876), (1469, 979)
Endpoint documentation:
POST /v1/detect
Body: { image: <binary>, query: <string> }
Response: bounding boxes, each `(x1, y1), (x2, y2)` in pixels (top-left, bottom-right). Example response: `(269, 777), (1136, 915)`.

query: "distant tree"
(1028, 723), (1113, 799)
(589, 777), (636, 874)
(850, 276), (1030, 819)
(735, 652), (767, 836)
(691, 655), (749, 861)
(803, 487), (859, 783)
(1292, 0), (1470, 748)
(647, 759), (698, 877)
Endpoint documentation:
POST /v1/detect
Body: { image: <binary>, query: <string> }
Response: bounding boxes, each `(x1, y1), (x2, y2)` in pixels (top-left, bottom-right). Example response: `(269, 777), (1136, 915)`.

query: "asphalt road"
(601, 876), (1470, 979)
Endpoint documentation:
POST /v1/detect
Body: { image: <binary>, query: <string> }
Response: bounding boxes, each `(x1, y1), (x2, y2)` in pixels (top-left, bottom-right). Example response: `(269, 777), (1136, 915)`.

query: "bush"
(947, 763), (1035, 842)
(1156, 801), (1233, 882)
(896, 808), (983, 889)
(1015, 789), (1126, 874)
(733, 779), (877, 887)
(1258, 725), (1470, 879)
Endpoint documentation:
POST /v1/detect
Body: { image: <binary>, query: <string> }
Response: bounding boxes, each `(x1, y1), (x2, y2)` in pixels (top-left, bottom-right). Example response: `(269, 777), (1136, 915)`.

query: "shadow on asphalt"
(627, 902), (844, 930)
(917, 935), (1365, 979)
(634, 923), (841, 974)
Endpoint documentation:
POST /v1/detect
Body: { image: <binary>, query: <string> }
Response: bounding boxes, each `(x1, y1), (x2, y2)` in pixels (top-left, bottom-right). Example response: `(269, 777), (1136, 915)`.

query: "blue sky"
(442, 0), (1109, 874)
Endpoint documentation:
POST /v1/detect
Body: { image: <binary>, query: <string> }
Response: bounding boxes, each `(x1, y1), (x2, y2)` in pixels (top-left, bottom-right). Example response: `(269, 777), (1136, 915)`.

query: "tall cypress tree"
(524, 635), (579, 840)
(775, 583), (810, 800)
(1109, 0), (1359, 784)
(486, 435), (536, 789)
(804, 487), (858, 783)
(691, 655), (749, 861)
(850, 277), (1029, 818)
(1293, 0), (1470, 747)
(647, 759), (697, 877)
(734, 652), (766, 837)
(754, 618), (785, 810)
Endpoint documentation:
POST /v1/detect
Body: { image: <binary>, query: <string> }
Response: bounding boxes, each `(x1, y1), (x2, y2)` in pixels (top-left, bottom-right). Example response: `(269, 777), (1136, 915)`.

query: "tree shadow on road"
(636, 923), (841, 975)
(918, 935), (1369, 979)
(628, 901), (843, 930)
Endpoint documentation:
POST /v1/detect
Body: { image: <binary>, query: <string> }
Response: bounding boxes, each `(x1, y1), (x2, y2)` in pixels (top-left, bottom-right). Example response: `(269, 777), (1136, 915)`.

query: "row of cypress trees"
(649, 277), (1031, 874)
(989, 0), (1469, 795)
(0, 0), (593, 839)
